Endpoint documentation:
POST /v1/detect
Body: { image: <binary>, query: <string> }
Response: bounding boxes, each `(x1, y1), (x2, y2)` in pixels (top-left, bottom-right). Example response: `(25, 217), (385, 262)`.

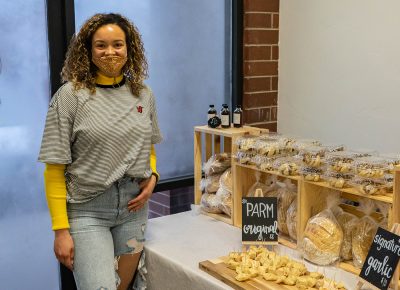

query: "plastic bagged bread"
(200, 173), (223, 193)
(203, 153), (231, 176)
(264, 175), (280, 197)
(352, 199), (378, 268)
(219, 168), (232, 193)
(334, 207), (358, 261)
(247, 172), (271, 197)
(200, 193), (222, 214)
(216, 187), (232, 217)
(302, 194), (343, 265)
(286, 197), (297, 241)
(277, 179), (297, 236)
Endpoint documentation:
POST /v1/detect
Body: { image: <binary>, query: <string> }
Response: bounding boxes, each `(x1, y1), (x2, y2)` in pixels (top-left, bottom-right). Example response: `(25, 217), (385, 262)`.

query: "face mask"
(92, 55), (127, 77)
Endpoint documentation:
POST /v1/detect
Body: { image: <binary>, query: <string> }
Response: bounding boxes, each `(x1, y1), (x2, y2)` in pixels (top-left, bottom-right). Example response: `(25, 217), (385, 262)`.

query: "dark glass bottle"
(220, 104), (230, 128)
(233, 105), (243, 128)
(207, 104), (217, 125)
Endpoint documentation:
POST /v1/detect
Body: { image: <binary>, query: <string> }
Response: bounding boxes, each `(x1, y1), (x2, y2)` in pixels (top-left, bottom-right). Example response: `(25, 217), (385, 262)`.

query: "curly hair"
(61, 13), (148, 96)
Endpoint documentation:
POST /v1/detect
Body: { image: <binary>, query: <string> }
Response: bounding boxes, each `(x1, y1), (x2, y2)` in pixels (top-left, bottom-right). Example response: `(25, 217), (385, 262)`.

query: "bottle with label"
(233, 105), (243, 128)
(220, 104), (230, 128)
(207, 104), (217, 125)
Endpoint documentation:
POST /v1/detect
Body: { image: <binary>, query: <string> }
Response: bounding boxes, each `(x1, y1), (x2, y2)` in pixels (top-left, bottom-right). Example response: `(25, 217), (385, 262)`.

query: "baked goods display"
(203, 153), (231, 176)
(286, 198), (298, 241)
(334, 209), (358, 261)
(353, 156), (388, 178)
(200, 193), (222, 214)
(300, 166), (324, 182)
(302, 207), (343, 265)
(297, 146), (327, 168)
(225, 246), (347, 289)
(352, 215), (378, 268)
(200, 173), (222, 193)
(350, 177), (387, 195)
(323, 171), (354, 188)
(273, 157), (300, 176)
(253, 139), (283, 157)
(277, 180), (297, 236)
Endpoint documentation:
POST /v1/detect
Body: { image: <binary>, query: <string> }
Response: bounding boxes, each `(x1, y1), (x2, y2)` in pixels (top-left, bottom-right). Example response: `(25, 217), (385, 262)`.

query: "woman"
(38, 13), (162, 290)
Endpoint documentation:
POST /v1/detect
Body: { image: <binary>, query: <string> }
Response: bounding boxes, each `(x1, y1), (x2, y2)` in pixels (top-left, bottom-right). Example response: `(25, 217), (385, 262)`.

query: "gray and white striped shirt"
(38, 81), (162, 203)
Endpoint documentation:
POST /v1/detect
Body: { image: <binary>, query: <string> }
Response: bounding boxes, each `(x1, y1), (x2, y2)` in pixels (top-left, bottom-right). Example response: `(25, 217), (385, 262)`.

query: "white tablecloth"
(144, 211), (367, 290)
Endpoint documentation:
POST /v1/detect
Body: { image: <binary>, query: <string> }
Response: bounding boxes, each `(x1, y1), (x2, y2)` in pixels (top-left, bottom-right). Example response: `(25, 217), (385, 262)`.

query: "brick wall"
(149, 186), (194, 218)
(242, 0), (279, 132)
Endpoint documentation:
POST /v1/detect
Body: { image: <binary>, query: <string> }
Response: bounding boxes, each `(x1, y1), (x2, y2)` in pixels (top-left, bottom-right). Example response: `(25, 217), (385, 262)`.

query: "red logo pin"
(137, 106), (143, 113)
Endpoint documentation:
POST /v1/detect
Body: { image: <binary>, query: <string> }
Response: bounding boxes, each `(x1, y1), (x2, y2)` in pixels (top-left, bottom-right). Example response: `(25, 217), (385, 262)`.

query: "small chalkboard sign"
(242, 196), (278, 244)
(359, 227), (400, 290)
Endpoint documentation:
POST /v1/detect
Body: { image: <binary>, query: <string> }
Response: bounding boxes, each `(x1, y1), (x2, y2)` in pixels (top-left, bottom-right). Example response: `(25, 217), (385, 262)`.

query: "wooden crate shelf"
(193, 125), (400, 281)
(194, 125), (268, 225)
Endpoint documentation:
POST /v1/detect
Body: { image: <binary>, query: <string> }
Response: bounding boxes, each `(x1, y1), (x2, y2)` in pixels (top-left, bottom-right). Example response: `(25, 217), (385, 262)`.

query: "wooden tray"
(199, 257), (297, 290)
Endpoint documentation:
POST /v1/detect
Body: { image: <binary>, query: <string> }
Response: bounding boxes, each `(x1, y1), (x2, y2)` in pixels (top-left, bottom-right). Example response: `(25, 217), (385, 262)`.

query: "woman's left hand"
(128, 175), (157, 212)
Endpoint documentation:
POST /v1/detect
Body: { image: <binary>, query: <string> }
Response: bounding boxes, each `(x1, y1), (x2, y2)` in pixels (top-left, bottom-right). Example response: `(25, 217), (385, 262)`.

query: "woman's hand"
(54, 229), (74, 271)
(128, 175), (157, 212)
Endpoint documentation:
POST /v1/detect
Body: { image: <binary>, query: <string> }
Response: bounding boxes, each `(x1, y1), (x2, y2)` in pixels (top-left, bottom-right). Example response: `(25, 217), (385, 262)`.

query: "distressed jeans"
(67, 176), (148, 290)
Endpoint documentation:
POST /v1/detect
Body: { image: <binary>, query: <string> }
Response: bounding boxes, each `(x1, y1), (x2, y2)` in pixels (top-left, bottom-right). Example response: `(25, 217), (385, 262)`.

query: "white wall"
(278, 1), (400, 153)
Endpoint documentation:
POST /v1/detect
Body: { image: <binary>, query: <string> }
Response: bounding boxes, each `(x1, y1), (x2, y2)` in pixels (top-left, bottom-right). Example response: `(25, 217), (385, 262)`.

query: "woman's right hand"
(54, 229), (75, 271)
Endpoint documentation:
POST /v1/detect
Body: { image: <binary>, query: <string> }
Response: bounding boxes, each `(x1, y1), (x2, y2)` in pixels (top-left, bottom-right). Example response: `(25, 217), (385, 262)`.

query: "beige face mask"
(92, 55), (127, 77)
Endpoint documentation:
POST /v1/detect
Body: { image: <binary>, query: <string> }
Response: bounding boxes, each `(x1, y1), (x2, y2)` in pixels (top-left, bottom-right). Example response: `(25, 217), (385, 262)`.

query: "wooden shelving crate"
(233, 161), (400, 277)
(193, 125), (267, 225)
(193, 125), (400, 279)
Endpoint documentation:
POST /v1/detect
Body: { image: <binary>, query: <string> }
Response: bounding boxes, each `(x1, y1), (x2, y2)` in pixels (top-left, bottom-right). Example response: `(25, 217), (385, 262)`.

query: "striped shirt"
(38, 80), (162, 203)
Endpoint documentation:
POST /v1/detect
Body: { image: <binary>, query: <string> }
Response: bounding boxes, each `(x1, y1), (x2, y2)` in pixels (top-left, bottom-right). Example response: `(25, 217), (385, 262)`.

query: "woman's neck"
(95, 71), (124, 85)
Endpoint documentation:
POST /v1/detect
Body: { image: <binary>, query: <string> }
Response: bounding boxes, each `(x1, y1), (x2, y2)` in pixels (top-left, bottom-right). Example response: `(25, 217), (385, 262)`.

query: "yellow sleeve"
(150, 144), (159, 182)
(44, 164), (70, 230)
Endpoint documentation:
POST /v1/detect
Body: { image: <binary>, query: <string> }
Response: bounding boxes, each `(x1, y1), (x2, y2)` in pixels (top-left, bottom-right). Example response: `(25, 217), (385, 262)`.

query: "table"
(144, 211), (365, 290)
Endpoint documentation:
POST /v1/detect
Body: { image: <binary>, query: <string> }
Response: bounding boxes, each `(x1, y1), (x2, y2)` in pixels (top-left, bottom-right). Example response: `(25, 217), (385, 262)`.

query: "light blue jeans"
(67, 176), (148, 290)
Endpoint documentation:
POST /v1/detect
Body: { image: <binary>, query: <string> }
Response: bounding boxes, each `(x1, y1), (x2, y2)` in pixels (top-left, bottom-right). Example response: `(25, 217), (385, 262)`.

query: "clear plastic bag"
(200, 173), (223, 194)
(334, 208), (358, 261)
(353, 156), (389, 178)
(200, 193), (222, 214)
(322, 171), (354, 189)
(203, 153), (231, 176)
(235, 151), (254, 165)
(253, 139), (282, 157)
(302, 194), (343, 265)
(216, 187), (232, 217)
(277, 179), (297, 236)
(272, 157), (301, 176)
(286, 197), (297, 241)
(300, 166), (324, 182)
(235, 135), (259, 152)
(263, 175), (280, 197)
(219, 168), (232, 193)
(297, 145), (327, 168)
(349, 176), (387, 195)
(246, 172), (271, 197)
(352, 199), (378, 268)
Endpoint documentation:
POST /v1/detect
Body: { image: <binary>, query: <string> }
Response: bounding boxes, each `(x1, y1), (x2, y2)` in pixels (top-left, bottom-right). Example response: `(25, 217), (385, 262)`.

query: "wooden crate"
(232, 160), (400, 279)
(194, 125), (268, 225)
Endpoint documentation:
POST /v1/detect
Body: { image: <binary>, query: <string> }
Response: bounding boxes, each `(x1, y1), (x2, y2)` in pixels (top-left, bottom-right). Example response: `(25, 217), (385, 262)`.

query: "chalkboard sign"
(359, 227), (400, 290)
(242, 197), (278, 244)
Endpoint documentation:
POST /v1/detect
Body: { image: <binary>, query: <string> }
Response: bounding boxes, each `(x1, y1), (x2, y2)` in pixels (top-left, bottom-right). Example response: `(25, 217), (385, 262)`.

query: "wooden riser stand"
(194, 125), (268, 225)
(193, 125), (400, 287)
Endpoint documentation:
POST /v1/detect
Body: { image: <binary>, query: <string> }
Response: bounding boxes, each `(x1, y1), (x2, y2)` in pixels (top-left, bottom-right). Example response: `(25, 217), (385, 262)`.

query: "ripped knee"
(126, 238), (144, 254)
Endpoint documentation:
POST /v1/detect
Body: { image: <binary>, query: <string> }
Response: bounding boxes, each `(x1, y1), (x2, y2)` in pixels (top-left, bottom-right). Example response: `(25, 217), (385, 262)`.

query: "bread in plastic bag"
(277, 179), (297, 236)
(246, 171), (271, 197)
(216, 187), (232, 217)
(334, 208), (358, 261)
(219, 168), (232, 193)
(263, 175), (280, 197)
(286, 197), (297, 241)
(203, 153), (231, 176)
(200, 193), (222, 214)
(302, 193), (343, 265)
(351, 199), (378, 268)
(200, 172), (223, 194)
